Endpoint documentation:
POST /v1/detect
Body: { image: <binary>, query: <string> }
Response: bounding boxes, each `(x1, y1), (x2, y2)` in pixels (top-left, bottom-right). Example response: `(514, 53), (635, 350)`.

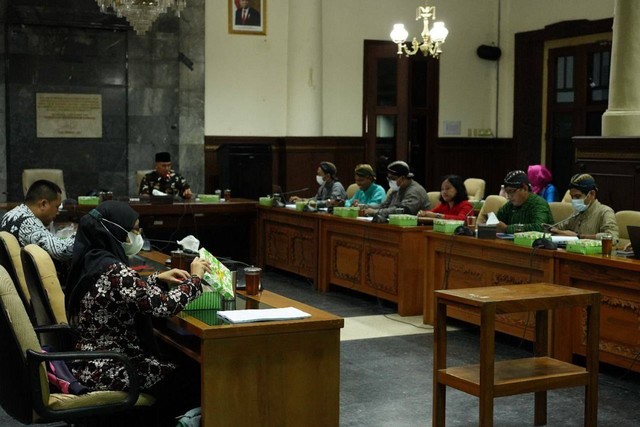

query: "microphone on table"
(272, 187), (310, 207)
(534, 210), (583, 250)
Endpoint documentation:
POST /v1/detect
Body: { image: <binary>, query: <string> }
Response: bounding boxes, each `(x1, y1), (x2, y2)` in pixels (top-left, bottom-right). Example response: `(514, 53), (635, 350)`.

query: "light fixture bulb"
(430, 21), (448, 43)
(390, 24), (409, 44)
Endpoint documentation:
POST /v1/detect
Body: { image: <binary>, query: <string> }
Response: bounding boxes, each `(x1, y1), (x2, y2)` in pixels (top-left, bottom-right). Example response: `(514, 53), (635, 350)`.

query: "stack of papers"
(217, 307), (311, 324)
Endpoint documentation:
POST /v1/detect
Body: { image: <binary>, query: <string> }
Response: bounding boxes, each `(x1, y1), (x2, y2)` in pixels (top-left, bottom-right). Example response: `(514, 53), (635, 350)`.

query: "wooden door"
(545, 41), (611, 192)
(363, 40), (439, 188)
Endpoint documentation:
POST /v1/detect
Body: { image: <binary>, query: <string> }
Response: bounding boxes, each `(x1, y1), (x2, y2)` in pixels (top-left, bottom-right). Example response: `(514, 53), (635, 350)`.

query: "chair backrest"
(477, 195), (506, 224)
(21, 244), (68, 326)
(562, 189), (572, 203)
(22, 169), (67, 201)
(135, 170), (153, 194)
(615, 210), (640, 247)
(0, 231), (32, 316)
(428, 191), (441, 209)
(0, 265), (47, 423)
(549, 202), (575, 224)
(464, 178), (486, 201)
(346, 183), (359, 199)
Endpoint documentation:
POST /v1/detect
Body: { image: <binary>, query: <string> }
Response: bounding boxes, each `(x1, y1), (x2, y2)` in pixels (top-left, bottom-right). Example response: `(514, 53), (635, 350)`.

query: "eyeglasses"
(504, 188), (520, 197)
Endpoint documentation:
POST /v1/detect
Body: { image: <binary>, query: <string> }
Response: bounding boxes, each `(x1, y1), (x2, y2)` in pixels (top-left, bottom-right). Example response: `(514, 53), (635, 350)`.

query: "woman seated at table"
(417, 175), (474, 220)
(65, 200), (211, 424)
(528, 164), (558, 203)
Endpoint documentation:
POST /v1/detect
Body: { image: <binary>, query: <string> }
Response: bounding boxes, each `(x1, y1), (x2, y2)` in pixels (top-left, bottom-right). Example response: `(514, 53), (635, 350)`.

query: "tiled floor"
(3, 268), (640, 426)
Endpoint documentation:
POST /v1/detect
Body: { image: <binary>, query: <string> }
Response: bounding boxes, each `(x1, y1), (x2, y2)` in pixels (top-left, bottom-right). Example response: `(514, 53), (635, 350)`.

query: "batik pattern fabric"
(0, 203), (74, 261)
(71, 262), (202, 391)
(139, 170), (190, 197)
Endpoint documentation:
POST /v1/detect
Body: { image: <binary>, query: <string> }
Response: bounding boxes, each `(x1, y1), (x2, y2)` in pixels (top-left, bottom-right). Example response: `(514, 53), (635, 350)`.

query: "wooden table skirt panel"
(257, 207), (320, 284)
(319, 217), (426, 316)
(556, 252), (640, 372)
(201, 329), (340, 427)
(424, 232), (556, 342)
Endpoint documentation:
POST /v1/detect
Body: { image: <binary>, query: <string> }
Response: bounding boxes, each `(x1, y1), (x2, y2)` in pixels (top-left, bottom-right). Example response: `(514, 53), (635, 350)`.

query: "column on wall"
(286, 0), (322, 136)
(602, 0), (640, 136)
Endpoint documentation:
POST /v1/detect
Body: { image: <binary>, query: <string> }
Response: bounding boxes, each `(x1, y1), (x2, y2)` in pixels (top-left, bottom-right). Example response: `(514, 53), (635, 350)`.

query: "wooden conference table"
(139, 251), (344, 427)
(256, 208), (640, 372)
(257, 206), (427, 316)
(64, 198), (258, 264)
(425, 231), (640, 372)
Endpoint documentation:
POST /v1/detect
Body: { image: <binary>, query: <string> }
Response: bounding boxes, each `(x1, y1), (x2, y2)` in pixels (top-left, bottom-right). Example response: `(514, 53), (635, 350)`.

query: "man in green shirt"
(496, 170), (553, 233)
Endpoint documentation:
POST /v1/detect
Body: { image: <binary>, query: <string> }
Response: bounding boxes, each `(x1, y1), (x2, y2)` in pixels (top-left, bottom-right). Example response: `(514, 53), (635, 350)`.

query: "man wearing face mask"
(364, 160), (430, 217)
(547, 173), (618, 242)
(290, 161), (347, 206)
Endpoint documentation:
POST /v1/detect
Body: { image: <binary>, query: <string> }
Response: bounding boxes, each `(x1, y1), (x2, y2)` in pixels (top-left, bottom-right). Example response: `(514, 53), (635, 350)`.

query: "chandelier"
(95, 0), (187, 35)
(390, 0), (449, 58)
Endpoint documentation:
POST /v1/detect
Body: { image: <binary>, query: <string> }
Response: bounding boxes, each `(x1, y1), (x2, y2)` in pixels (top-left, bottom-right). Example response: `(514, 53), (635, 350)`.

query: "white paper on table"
(486, 212), (499, 225)
(217, 307), (311, 324)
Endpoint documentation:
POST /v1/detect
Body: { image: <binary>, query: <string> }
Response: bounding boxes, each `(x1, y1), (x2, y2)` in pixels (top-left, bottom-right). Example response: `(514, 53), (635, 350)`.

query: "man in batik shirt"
(138, 152), (193, 199)
(1, 179), (74, 261)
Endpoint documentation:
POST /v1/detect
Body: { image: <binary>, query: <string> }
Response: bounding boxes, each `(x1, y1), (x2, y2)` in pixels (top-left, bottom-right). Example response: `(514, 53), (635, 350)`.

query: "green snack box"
(433, 219), (464, 234)
(566, 239), (602, 255)
(184, 291), (222, 310)
(389, 214), (418, 227)
(78, 196), (100, 206)
(259, 197), (273, 206)
(199, 194), (220, 203)
(513, 231), (545, 247)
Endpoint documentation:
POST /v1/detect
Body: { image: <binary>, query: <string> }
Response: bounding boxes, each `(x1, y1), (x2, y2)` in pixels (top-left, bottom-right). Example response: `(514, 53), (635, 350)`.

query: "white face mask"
(122, 231), (144, 256)
(100, 217), (144, 256)
(571, 198), (588, 213)
(316, 175), (325, 186)
(388, 179), (400, 192)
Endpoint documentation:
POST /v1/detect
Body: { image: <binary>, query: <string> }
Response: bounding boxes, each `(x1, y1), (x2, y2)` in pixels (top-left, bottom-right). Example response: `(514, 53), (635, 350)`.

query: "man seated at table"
(364, 160), (430, 217)
(346, 164), (386, 209)
(0, 179), (74, 261)
(139, 152), (193, 199)
(290, 161), (347, 207)
(495, 170), (553, 233)
(547, 173), (618, 242)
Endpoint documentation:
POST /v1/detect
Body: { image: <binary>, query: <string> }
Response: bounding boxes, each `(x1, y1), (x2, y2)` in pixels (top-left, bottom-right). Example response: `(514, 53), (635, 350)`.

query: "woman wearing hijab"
(65, 201), (210, 421)
(527, 164), (558, 202)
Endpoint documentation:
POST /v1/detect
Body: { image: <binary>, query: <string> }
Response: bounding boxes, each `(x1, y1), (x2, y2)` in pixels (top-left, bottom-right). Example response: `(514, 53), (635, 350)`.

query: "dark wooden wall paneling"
(206, 136), (515, 200)
(573, 137), (640, 212)
(431, 138), (516, 195)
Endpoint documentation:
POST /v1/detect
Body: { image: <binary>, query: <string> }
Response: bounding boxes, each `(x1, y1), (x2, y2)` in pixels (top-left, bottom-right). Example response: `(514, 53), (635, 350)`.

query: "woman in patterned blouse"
(65, 201), (210, 421)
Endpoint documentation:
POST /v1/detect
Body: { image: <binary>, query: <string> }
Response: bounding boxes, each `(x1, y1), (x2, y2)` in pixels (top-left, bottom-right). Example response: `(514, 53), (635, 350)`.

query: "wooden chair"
(0, 265), (155, 425)
(428, 191), (441, 209)
(615, 210), (640, 249)
(477, 195), (506, 224)
(549, 202), (574, 224)
(135, 170), (153, 194)
(346, 183), (359, 199)
(0, 231), (32, 317)
(464, 178), (486, 201)
(21, 244), (68, 327)
(22, 169), (67, 201)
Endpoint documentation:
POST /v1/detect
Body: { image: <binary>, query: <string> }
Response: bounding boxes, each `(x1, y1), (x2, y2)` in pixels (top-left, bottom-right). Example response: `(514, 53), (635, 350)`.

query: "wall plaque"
(36, 93), (102, 138)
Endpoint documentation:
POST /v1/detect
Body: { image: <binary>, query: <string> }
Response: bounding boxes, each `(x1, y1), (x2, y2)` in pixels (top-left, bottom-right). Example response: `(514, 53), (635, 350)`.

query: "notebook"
(626, 225), (640, 259)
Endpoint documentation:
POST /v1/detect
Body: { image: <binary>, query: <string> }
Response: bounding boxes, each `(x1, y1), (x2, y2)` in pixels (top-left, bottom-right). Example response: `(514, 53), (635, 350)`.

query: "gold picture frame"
(229, 0), (266, 35)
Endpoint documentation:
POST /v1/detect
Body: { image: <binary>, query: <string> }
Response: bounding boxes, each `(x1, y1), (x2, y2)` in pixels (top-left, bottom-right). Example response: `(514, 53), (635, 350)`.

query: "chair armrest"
(26, 349), (142, 421)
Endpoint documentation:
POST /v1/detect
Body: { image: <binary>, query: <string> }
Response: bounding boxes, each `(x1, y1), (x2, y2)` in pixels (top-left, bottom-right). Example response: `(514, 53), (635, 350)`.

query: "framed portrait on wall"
(229, 0), (266, 35)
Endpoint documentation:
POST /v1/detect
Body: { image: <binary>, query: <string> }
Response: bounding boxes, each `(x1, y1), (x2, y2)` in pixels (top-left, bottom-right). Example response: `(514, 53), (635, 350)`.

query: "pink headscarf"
(527, 165), (552, 195)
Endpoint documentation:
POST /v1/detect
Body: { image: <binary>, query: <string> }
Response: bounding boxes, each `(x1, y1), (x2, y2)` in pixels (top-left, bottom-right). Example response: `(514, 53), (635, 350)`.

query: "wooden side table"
(433, 283), (600, 427)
